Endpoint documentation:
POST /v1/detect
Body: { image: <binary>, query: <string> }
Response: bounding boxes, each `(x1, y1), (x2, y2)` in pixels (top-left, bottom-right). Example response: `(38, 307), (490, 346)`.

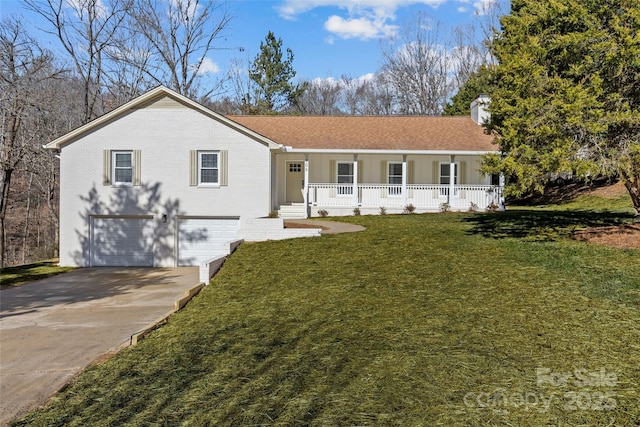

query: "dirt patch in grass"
(588, 181), (629, 199)
(512, 176), (625, 205)
(574, 223), (640, 249)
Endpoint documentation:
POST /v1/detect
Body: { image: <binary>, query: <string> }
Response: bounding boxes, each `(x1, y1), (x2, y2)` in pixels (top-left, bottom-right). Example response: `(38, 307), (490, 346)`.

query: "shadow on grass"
(0, 260), (75, 289)
(463, 209), (633, 241)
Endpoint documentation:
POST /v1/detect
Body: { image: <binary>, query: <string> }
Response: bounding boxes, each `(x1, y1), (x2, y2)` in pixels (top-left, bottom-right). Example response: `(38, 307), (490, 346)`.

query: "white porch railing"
(308, 184), (503, 210)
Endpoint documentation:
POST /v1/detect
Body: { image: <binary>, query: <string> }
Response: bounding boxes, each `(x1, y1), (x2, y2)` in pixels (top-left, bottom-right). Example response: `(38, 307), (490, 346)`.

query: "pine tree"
(483, 0), (640, 220)
(248, 31), (304, 114)
(443, 65), (495, 116)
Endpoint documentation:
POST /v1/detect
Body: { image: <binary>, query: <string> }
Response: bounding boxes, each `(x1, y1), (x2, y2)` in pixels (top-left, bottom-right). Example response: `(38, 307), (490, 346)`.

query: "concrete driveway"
(0, 267), (200, 425)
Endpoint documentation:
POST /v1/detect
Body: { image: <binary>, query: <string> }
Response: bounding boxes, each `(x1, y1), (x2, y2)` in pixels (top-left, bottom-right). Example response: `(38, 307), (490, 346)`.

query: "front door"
(286, 162), (304, 203)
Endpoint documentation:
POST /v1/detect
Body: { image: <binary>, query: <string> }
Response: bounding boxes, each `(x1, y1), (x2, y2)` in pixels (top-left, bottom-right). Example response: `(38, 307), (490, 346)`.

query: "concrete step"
(278, 204), (306, 219)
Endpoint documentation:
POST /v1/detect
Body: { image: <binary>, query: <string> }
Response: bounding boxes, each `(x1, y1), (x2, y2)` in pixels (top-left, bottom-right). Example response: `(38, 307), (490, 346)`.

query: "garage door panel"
(91, 217), (154, 267)
(178, 218), (239, 266)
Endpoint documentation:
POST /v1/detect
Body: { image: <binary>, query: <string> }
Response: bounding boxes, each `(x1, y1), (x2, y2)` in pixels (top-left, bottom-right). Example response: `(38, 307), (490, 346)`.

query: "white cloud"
(277, 0), (447, 42)
(197, 57), (220, 75)
(169, 0), (201, 20)
(311, 73), (376, 86)
(324, 15), (398, 40)
(65, 0), (109, 19)
(471, 0), (499, 16)
(278, 1), (445, 20)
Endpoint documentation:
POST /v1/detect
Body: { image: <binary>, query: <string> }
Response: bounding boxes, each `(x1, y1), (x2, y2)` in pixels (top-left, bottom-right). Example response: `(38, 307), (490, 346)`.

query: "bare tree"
(227, 56), (257, 114)
(449, 24), (485, 91)
(337, 75), (394, 115)
(296, 78), (343, 115)
(103, 27), (155, 106)
(380, 13), (452, 115)
(126, 0), (232, 99)
(474, 0), (508, 65)
(358, 74), (396, 115)
(1, 17), (64, 267)
(25, 0), (131, 123)
(341, 75), (365, 115)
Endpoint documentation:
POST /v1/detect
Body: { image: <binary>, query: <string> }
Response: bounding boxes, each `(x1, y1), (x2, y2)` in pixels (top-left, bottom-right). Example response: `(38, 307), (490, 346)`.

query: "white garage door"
(91, 217), (154, 266)
(178, 218), (239, 266)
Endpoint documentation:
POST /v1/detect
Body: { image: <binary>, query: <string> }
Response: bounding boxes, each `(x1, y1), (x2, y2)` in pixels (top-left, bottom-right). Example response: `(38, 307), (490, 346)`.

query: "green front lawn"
(13, 203), (640, 426)
(1, 260), (75, 289)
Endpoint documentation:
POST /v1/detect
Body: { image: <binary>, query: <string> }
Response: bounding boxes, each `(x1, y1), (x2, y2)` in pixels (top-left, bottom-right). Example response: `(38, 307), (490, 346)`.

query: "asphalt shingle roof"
(228, 115), (497, 152)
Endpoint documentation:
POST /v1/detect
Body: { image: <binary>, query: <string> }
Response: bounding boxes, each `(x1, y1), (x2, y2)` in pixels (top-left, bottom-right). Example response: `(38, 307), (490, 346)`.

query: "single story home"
(46, 86), (502, 267)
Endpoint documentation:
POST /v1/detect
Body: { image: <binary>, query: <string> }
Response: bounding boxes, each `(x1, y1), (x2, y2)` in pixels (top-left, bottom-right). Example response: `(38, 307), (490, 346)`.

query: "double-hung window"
(439, 162), (459, 196)
(189, 150), (227, 187)
(388, 162), (403, 196)
(198, 151), (219, 185)
(337, 162), (353, 195)
(112, 151), (133, 186)
(104, 150), (139, 186)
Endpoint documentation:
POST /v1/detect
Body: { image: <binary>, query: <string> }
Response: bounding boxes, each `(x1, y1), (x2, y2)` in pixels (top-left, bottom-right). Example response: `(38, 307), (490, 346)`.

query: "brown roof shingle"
(227, 115), (497, 152)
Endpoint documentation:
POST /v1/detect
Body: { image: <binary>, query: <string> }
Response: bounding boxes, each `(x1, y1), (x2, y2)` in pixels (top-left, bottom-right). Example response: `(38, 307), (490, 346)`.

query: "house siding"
(58, 98), (272, 267)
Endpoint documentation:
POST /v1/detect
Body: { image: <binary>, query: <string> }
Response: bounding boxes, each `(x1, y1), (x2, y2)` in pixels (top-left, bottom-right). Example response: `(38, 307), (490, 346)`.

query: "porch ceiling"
(228, 116), (497, 152)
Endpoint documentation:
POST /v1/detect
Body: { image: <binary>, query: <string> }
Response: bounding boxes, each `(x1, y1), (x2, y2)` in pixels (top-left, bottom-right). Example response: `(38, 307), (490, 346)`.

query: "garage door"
(91, 216), (154, 266)
(178, 218), (239, 266)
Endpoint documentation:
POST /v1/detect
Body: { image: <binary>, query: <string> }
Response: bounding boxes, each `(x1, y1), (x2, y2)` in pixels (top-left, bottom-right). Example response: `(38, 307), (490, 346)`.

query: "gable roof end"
(45, 86), (280, 150)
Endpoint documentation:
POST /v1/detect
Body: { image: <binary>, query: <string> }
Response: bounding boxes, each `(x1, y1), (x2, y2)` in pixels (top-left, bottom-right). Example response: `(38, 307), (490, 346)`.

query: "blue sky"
(0, 0), (500, 82)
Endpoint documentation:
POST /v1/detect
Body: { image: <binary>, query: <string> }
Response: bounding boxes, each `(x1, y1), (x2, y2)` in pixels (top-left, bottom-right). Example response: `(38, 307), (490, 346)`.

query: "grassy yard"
(12, 196), (640, 426)
(1, 260), (75, 289)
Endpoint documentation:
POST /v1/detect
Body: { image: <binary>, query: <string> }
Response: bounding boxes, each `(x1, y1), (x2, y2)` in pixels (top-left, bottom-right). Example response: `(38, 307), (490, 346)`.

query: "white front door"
(286, 162), (304, 203)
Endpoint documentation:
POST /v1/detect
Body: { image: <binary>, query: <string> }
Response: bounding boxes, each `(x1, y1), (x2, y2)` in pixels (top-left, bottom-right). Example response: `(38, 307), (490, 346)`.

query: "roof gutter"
(279, 148), (497, 155)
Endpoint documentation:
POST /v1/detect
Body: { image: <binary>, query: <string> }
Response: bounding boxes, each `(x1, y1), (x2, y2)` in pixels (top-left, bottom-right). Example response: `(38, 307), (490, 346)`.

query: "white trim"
(387, 161), (403, 197)
(197, 151), (220, 186)
(303, 156), (309, 218)
(401, 155), (408, 206)
(352, 155), (359, 206)
(46, 86), (281, 150)
(336, 161), (354, 197)
(282, 148), (497, 155)
(111, 151), (133, 186)
(439, 161), (459, 198)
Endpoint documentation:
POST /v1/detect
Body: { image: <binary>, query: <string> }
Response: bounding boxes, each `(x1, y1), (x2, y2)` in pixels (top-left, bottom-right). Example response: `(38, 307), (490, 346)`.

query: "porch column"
(304, 154), (310, 218)
(352, 154), (359, 207)
(499, 172), (506, 209)
(449, 155), (456, 204)
(401, 154), (408, 207)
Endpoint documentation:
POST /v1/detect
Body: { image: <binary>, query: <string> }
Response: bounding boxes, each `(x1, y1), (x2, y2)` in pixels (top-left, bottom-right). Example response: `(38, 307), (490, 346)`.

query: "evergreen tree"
(443, 65), (495, 116)
(248, 31), (304, 114)
(483, 0), (640, 220)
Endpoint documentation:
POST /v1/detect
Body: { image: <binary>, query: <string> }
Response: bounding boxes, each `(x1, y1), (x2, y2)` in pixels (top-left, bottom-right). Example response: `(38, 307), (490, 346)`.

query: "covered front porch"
(307, 183), (502, 213)
(273, 151), (504, 218)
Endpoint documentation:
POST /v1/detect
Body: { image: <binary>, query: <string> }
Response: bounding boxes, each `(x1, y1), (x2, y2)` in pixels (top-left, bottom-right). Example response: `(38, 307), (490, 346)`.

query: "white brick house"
(46, 87), (501, 267)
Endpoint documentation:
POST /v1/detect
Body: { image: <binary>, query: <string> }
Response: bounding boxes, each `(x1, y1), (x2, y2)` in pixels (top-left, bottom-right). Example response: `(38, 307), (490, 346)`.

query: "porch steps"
(278, 204), (307, 219)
